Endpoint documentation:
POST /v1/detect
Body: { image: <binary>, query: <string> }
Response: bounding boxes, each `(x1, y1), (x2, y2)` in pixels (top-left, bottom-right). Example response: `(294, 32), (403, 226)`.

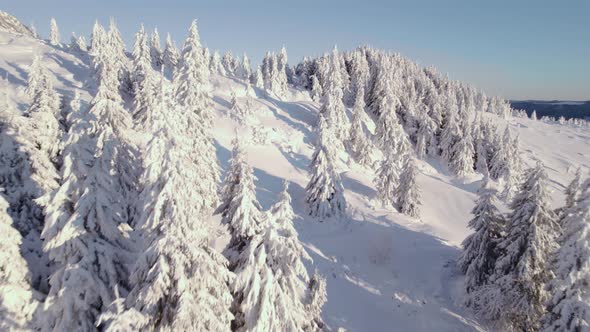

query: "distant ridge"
(510, 100), (590, 120)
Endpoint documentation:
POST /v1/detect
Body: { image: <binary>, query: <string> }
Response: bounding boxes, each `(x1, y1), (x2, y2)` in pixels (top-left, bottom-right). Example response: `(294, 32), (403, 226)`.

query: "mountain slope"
(1, 29), (589, 332)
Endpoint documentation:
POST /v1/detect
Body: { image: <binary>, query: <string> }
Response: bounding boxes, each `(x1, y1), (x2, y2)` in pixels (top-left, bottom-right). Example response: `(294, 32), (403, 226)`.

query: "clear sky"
(2, 0), (589, 100)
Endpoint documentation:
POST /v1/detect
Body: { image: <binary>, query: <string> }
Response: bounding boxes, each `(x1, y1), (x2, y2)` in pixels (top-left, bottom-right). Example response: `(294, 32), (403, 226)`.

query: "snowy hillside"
(0, 16), (589, 332)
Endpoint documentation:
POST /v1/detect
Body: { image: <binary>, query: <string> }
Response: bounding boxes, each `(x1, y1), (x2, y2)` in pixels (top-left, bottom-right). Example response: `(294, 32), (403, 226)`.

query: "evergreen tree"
(306, 272), (328, 331)
(216, 135), (263, 265)
(104, 97), (233, 331)
(531, 110), (537, 120)
(346, 87), (373, 167)
(131, 24), (154, 121)
(348, 50), (370, 106)
(483, 162), (559, 331)
(320, 47), (349, 142)
(450, 124), (475, 176)
(49, 18), (59, 46)
(211, 50), (225, 75)
(458, 178), (504, 294)
(440, 90), (461, 165)
(240, 53), (252, 81)
(19, 65), (62, 195)
(107, 18), (131, 96)
(305, 114), (346, 220)
(543, 182), (590, 331)
(564, 168), (582, 209)
(0, 106), (48, 291)
(41, 54), (136, 331)
(398, 156), (421, 217)
(174, 20), (220, 213)
(252, 65), (264, 89)
(310, 75), (322, 103)
(0, 194), (40, 331)
(415, 112), (437, 160)
(25, 56), (44, 98)
(230, 180), (324, 331)
(162, 33), (179, 79)
(149, 28), (163, 71)
(90, 20), (106, 57)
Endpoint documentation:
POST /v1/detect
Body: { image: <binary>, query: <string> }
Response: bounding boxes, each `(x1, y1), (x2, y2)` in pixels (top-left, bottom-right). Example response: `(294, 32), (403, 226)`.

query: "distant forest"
(510, 100), (590, 120)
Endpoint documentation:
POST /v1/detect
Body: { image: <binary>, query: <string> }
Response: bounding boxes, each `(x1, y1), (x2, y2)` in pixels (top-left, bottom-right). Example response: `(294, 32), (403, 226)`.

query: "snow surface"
(1, 31), (589, 332)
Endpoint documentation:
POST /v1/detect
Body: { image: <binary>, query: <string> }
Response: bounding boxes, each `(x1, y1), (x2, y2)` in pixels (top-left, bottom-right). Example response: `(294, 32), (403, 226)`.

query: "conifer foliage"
(305, 115), (346, 220)
(543, 178), (590, 331)
(481, 162), (558, 331)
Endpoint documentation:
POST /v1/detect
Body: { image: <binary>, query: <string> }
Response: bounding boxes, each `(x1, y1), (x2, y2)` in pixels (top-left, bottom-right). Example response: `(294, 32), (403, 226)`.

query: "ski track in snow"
(1, 31), (590, 332)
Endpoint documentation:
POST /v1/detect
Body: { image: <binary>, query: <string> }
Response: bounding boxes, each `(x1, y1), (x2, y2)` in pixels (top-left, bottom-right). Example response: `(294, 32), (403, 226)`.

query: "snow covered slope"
(1, 30), (589, 332)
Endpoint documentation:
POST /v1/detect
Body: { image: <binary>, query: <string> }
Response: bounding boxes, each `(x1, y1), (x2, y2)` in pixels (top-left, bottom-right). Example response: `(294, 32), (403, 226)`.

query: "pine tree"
(320, 47), (349, 142)
(211, 50), (225, 75)
(90, 20), (106, 57)
(229, 179), (324, 331)
(415, 112), (437, 160)
(107, 18), (131, 96)
(252, 65), (264, 89)
(41, 53), (136, 332)
(25, 56), (44, 98)
(310, 75), (323, 103)
(440, 90), (461, 165)
(348, 50), (370, 106)
(564, 168), (582, 209)
(216, 135), (263, 265)
(131, 24), (154, 122)
(474, 121), (489, 175)
(398, 156), (421, 217)
(276, 46), (289, 94)
(150, 28), (163, 71)
(306, 114), (346, 220)
(0, 106), (47, 288)
(24, 62), (62, 157)
(531, 110), (537, 120)
(306, 272), (328, 331)
(483, 162), (559, 330)
(174, 20), (220, 213)
(49, 18), (59, 46)
(240, 53), (252, 81)
(450, 124), (475, 176)
(0, 194), (40, 331)
(458, 178), (504, 294)
(543, 182), (590, 331)
(162, 33), (179, 79)
(104, 100), (232, 331)
(346, 87), (373, 167)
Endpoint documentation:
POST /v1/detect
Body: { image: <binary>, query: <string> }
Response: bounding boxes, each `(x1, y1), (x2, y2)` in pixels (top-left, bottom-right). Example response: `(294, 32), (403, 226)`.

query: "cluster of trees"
(4, 16), (587, 332)
(0, 18), (326, 331)
(293, 48), (528, 220)
(459, 166), (589, 331)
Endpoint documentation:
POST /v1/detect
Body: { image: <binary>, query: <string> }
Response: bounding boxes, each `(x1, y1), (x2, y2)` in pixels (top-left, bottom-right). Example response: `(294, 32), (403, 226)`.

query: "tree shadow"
(277, 145), (310, 172)
(5, 62), (28, 84)
(46, 52), (90, 90)
(0, 67), (26, 86)
(341, 171), (377, 198)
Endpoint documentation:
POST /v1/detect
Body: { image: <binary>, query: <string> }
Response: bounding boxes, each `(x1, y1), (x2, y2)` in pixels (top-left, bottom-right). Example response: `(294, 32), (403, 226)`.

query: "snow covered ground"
(1, 30), (588, 331)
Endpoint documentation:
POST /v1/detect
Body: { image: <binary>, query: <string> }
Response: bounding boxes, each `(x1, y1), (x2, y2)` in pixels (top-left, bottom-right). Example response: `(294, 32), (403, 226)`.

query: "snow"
(0, 29), (589, 332)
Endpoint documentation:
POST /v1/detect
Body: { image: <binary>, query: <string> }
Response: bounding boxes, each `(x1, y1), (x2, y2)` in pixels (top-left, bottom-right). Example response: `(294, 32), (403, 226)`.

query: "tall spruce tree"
(174, 20), (220, 213)
(543, 181), (590, 331)
(104, 82), (233, 331)
(41, 51), (136, 332)
(483, 162), (559, 331)
(458, 178), (504, 295)
(306, 114), (346, 220)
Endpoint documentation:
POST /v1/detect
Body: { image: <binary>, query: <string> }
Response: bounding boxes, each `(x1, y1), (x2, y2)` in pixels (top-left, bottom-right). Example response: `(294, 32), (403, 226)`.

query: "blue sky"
(2, 0), (589, 100)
